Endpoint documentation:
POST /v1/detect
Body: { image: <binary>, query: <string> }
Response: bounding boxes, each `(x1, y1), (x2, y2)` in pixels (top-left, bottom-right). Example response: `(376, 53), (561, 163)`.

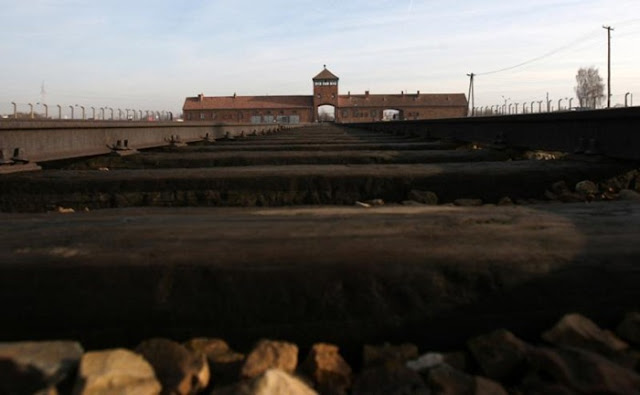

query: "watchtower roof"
(313, 66), (339, 81)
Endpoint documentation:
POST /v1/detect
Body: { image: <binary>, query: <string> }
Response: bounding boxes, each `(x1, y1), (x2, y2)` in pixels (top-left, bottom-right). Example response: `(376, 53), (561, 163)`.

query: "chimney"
(401, 91), (404, 96)
(198, 93), (204, 102)
(365, 90), (369, 97)
(348, 91), (351, 98)
(233, 92), (237, 98)
(417, 90), (420, 97)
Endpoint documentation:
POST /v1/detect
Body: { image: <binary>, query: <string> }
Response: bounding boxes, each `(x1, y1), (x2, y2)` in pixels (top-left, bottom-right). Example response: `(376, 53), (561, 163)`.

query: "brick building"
(182, 67), (467, 124)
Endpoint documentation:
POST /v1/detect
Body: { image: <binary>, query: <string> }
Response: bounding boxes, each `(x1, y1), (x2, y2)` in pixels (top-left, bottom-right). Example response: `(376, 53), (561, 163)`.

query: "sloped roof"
(184, 95), (314, 111)
(184, 92), (467, 111)
(312, 67), (339, 80)
(337, 93), (467, 108)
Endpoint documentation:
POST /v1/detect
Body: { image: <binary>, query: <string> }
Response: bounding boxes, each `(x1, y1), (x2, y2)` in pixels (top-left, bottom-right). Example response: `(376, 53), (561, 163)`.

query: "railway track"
(1, 123), (639, 378)
(1, 123), (636, 211)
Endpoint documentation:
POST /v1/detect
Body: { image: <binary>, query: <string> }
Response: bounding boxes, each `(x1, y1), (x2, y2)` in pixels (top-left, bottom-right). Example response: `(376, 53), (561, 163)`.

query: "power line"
(616, 29), (640, 38)
(475, 19), (638, 77)
(615, 17), (640, 27)
(476, 29), (602, 76)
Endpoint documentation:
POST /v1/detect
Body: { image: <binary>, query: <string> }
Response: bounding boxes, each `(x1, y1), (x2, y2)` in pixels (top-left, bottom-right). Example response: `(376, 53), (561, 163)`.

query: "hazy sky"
(1, 0), (638, 117)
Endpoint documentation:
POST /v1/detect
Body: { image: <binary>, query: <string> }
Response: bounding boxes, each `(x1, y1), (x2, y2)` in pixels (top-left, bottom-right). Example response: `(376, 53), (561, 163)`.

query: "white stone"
(406, 352), (445, 371)
(74, 348), (161, 395)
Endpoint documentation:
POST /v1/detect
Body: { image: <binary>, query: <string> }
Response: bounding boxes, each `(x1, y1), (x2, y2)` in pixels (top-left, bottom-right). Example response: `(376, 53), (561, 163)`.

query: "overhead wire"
(474, 18), (640, 77)
(475, 29), (602, 76)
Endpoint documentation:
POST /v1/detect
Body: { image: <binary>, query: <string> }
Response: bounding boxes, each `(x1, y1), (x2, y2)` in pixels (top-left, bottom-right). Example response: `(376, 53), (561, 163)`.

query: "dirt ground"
(1, 202), (639, 359)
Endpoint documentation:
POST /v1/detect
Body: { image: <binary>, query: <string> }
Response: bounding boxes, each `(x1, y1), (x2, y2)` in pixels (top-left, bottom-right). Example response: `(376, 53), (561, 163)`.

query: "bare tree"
(574, 67), (605, 109)
(318, 112), (334, 122)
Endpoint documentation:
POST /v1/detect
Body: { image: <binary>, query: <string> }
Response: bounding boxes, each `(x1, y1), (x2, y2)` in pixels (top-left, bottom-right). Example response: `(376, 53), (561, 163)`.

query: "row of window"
(342, 110), (380, 118)
(251, 115), (300, 124)
(186, 109), (419, 121)
(337, 110), (420, 119)
(314, 80), (338, 86)
(187, 110), (299, 121)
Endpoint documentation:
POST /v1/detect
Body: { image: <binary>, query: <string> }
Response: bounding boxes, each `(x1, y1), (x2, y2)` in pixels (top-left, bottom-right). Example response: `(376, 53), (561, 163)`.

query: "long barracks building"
(183, 67), (468, 124)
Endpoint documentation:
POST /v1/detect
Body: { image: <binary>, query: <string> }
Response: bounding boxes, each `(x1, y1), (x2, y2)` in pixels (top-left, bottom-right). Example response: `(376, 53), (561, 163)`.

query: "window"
(315, 80), (337, 86)
(200, 112), (205, 120)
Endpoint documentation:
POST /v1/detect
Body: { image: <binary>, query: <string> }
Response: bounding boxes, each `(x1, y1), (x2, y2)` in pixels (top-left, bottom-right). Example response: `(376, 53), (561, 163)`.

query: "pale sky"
(1, 0), (639, 117)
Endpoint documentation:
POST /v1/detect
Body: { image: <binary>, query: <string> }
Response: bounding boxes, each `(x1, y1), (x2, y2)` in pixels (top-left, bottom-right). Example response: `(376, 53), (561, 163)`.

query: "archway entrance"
(317, 105), (336, 122)
(383, 109), (403, 121)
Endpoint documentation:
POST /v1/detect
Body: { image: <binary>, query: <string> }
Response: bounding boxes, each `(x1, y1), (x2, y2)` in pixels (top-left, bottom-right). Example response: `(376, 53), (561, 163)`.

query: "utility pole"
(466, 73), (475, 116)
(603, 25), (614, 108)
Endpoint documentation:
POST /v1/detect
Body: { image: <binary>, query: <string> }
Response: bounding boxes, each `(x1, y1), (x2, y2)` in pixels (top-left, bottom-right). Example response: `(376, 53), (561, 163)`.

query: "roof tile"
(312, 68), (339, 80)
(337, 93), (467, 108)
(183, 95), (314, 111)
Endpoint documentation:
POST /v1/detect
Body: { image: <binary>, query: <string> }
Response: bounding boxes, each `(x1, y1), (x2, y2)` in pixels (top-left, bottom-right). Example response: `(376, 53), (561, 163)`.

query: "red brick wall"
(184, 105), (464, 124)
(313, 81), (339, 122)
(184, 108), (314, 124)
(337, 106), (466, 123)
